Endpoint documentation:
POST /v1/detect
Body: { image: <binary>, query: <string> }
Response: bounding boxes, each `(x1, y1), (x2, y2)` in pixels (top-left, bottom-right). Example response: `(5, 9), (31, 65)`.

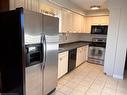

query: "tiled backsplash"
(79, 33), (107, 41)
(59, 33), (81, 44)
(59, 33), (107, 44)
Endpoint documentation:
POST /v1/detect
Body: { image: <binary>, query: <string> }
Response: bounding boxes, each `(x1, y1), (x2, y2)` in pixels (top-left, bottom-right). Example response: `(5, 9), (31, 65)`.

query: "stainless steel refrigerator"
(0, 8), (59, 95)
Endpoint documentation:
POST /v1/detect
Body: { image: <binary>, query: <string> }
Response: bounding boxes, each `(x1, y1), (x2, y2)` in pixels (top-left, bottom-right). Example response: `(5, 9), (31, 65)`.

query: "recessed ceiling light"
(90, 5), (101, 10)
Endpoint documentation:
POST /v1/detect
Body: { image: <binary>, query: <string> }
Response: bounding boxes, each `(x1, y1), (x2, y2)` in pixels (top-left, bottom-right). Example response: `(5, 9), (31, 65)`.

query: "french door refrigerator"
(0, 8), (59, 95)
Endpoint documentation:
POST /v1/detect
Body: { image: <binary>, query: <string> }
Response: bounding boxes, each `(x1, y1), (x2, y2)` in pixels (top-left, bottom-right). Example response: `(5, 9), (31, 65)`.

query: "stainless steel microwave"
(91, 25), (108, 35)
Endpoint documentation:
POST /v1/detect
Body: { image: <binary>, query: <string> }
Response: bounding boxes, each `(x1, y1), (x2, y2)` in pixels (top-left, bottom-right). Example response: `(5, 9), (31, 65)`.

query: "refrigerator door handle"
(41, 34), (46, 69)
(43, 34), (47, 69)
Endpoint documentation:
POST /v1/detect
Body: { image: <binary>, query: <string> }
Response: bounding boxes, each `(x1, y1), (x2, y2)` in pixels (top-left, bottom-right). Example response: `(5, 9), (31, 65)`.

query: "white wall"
(113, 0), (127, 79)
(104, 0), (127, 79)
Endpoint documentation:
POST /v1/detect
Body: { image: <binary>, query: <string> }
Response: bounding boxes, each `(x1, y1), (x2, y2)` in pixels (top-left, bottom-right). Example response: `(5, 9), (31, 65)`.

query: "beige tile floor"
(51, 62), (127, 95)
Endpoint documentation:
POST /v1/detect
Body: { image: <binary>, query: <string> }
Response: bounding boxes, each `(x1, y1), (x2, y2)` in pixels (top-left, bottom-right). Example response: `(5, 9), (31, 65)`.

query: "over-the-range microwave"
(91, 25), (108, 35)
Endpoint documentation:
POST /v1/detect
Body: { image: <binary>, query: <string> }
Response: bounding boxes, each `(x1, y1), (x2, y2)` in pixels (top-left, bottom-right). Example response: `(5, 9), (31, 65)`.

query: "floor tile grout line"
(56, 63), (105, 95)
(57, 62), (92, 95)
(84, 68), (103, 95)
(71, 62), (96, 94)
(69, 62), (94, 94)
(54, 63), (127, 95)
(115, 79), (119, 95)
(100, 75), (109, 95)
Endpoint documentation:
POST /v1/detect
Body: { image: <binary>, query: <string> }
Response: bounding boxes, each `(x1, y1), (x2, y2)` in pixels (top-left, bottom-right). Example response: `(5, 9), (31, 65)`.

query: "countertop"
(59, 41), (91, 53)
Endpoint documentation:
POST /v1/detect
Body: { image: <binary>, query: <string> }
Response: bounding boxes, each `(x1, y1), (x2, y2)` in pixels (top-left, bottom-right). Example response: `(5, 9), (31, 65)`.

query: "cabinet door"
(81, 47), (85, 63)
(81, 16), (86, 33)
(76, 47), (82, 67)
(86, 17), (92, 33)
(76, 46), (89, 67)
(61, 55), (68, 77)
(77, 14), (82, 33)
(31, 0), (39, 12)
(14, 0), (24, 8)
(92, 16), (101, 25)
(10, 0), (39, 12)
(61, 9), (67, 33)
(76, 48), (80, 67)
(72, 13), (77, 33)
(26, 0), (39, 12)
(100, 16), (109, 25)
(61, 9), (73, 33)
(58, 56), (62, 78)
(73, 13), (82, 33)
(58, 51), (68, 78)
(84, 45), (89, 61)
(92, 16), (109, 25)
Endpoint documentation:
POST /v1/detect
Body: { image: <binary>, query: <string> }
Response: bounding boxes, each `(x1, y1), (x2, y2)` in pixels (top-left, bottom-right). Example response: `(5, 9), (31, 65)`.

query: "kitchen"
(0, 0), (127, 95)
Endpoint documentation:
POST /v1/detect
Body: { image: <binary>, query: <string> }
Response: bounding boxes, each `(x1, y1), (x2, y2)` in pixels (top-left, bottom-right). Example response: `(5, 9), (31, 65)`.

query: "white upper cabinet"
(85, 17), (92, 33)
(81, 16), (86, 33)
(85, 16), (109, 33)
(73, 13), (81, 33)
(61, 9), (109, 33)
(61, 9), (73, 33)
(61, 9), (86, 33)
(10, 0), (39, 12)
(10, 1), (109, 33)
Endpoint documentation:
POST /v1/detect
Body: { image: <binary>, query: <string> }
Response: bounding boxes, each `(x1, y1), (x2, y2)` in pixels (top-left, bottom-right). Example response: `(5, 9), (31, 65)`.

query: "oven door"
(88, 46), (105, 60)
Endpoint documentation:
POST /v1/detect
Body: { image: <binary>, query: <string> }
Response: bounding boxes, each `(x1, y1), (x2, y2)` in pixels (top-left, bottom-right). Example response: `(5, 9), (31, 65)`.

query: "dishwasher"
(68, 49), (77, 73)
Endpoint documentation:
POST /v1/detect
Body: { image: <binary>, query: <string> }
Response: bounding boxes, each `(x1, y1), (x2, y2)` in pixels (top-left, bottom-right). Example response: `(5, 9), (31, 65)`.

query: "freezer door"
(24, 10), (44, 95)
(43, 15), (59, 95)
(24, 10), (43, 45)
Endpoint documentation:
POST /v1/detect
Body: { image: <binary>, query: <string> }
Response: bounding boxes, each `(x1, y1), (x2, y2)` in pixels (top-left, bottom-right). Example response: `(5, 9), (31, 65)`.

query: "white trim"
(113, 74), (123, 80)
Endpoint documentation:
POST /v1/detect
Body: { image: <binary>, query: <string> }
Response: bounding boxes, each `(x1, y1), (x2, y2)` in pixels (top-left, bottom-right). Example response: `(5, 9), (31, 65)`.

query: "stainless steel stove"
(88, 38), (106, 65)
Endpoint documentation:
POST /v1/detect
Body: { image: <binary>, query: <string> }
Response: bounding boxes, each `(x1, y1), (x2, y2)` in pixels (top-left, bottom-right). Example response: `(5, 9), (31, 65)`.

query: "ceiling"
(69, 0), (108, 11)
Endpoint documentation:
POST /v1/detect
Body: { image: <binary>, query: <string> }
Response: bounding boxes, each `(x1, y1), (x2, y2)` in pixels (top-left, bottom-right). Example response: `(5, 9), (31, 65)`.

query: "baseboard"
(113, 74), (124, 80)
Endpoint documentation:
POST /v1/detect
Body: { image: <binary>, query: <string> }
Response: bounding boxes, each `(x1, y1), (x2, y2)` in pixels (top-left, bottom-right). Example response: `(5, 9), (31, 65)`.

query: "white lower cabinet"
(58, 51), (68, 79)
(76, 47), (82, 67)
(76, 45), (89, 67)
